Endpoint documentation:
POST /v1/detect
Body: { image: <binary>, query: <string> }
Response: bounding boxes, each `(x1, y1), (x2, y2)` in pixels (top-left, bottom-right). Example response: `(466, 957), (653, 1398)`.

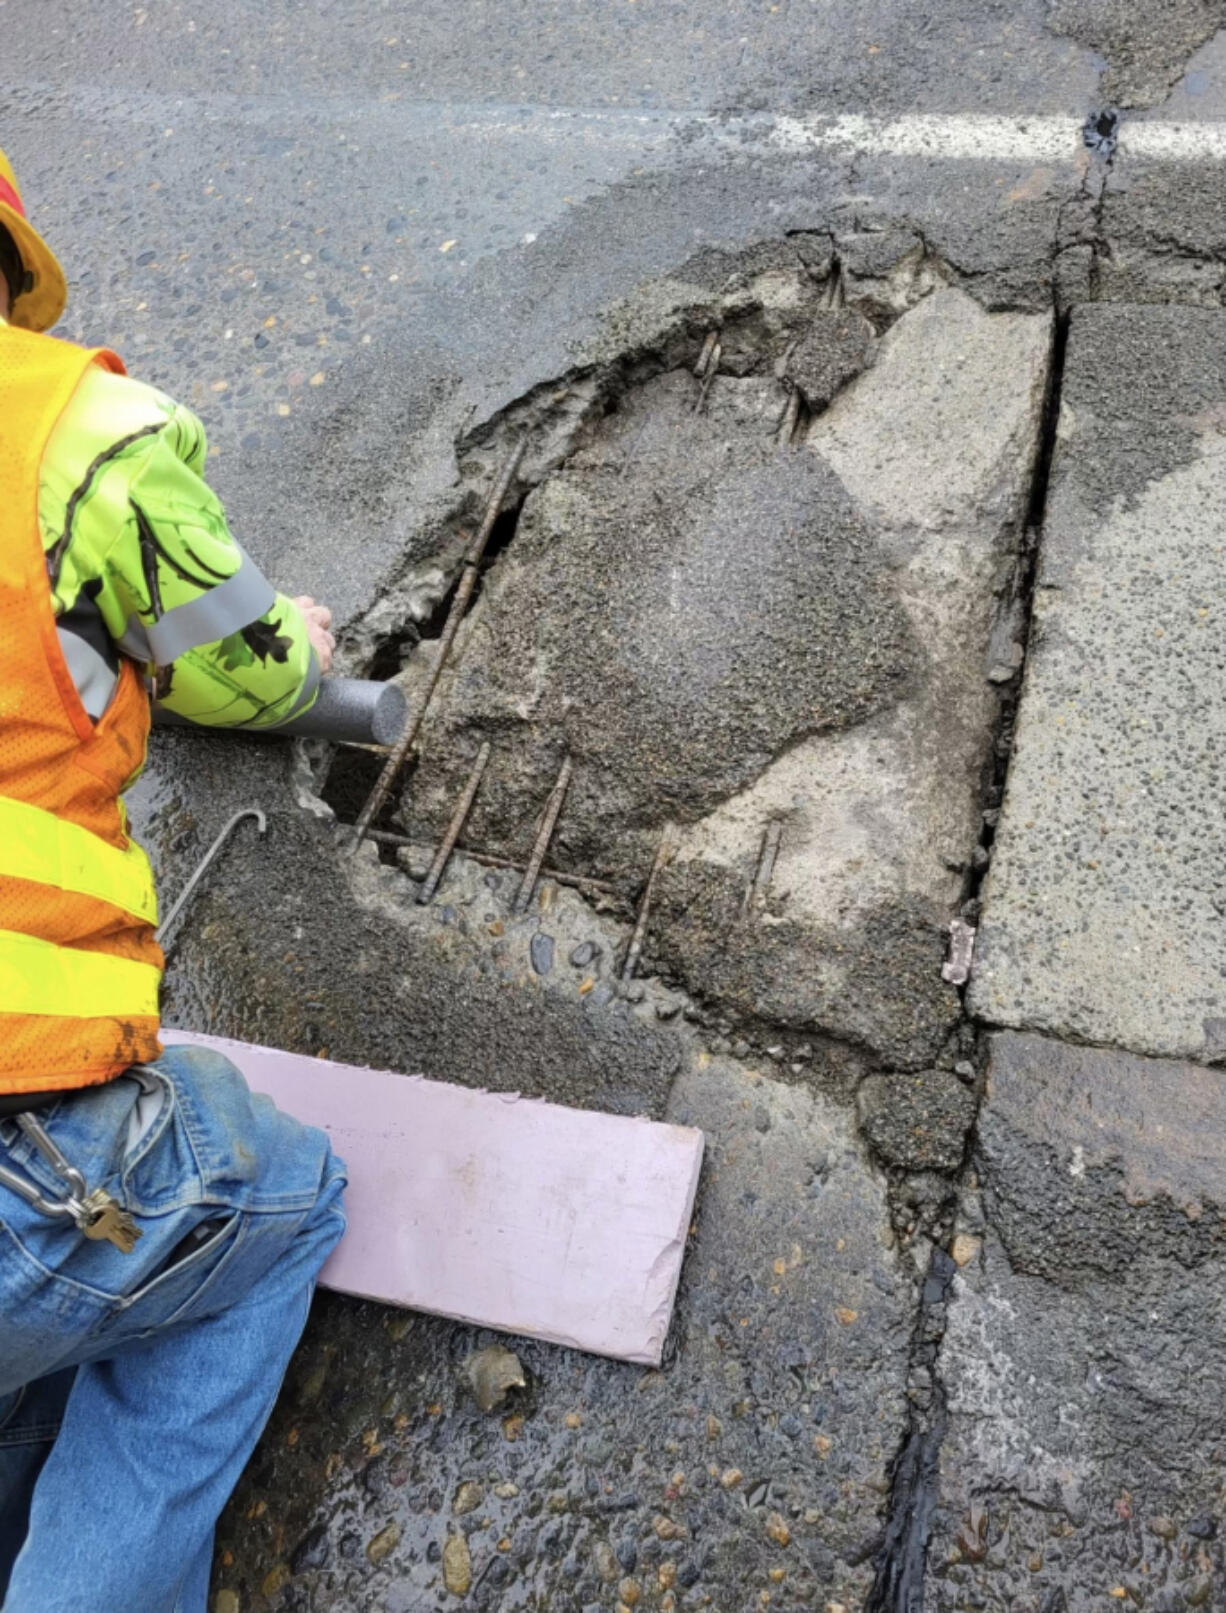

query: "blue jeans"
(0, 1044), (347, 1613)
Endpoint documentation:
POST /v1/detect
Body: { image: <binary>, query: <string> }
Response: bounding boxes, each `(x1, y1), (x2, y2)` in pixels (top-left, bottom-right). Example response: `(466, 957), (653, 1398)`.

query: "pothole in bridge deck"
(326, 254), (1056, 1073)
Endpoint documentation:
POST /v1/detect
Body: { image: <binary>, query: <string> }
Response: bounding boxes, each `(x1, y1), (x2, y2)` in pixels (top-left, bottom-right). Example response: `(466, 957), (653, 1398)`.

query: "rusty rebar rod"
(694, 330), (718, 378)
(513, 756), (572, 915)
(776, 387), (801, 447)
(621, 827), (672, 981)
(349, 435), (528, 846)
(365, 829), (621, 898)
(416, 742), (491, 904)
(692, 341), (721, 413)
(743, 820), (783, 915)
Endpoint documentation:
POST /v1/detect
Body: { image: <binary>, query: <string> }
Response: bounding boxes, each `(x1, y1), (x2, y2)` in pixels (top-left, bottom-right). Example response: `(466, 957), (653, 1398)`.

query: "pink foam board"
(164, 1030), (703, 1366)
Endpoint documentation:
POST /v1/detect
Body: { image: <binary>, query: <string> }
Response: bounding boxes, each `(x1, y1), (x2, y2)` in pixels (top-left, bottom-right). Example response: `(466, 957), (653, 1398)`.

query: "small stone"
(661, 1595), (676, 1613)
(706, 1415), (722, 1441)
(615, 1539), (638, 1573)
(951, 1234), (981, 1267)
(1147, 1516), (1177, 1540)
(443, 1533), (472, 1595)
(502, 1414), (524, 1441)
(260, 1565), (290, 1599)
(453, 1481), (484, 1515)
(570, 941), (600, 967)
(765, 1513), (791, 1548)
(564, 1412), (582, 1429)
(1187, 1517), (1217, 1538)
(658, 1562), (677, 1590)
(530, 932), (555, 975)
(215, 1593), (240, 1613)
(814, 1433), (833, 1458)
(548, 1491), (569, 1513)
(677, 1560), (700, 1588)
(366, 1522), (401, 1565)
(493, 1481), (520, 1499)
(769, 1568), (786, 1583)
(464, 1345), (526, 1412)
(593, 1541), (618, 1581)
(720, 1468), (744, 1489)
(619, 1578), (642, 1605)
(291, 1525), (330, 1573)
(834, 1307), (858, 1325)
(653, 1515), (686, 1540)
(779, 1413), (803, 1438)
(825, 1604), (849, 1613)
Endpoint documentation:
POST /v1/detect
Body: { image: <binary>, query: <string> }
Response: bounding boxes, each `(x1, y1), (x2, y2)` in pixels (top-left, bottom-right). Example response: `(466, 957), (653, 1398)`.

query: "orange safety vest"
(0, 324), (163, 1094)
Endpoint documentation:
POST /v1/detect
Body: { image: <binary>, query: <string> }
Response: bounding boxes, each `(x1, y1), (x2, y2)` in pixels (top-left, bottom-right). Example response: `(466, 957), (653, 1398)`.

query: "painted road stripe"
(450, 106), (1226, 163)
(11, 81), (1226, 164)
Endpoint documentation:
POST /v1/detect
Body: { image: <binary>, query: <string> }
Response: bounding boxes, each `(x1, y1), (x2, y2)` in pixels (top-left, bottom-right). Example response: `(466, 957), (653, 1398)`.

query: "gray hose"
(153, 678), (407, 747)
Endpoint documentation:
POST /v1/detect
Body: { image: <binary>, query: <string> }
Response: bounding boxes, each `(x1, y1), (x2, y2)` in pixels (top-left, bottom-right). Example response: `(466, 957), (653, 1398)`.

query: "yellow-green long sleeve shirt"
(37, 355), (319, 729)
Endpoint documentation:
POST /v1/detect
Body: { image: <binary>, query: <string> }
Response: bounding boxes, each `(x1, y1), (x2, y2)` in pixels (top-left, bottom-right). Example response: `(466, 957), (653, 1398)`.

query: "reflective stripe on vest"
(0, 930), (161, 1019)
(0, 796), (158, 925)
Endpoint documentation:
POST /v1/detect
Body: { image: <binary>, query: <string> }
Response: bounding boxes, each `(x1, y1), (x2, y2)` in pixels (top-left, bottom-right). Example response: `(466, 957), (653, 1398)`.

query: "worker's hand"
(293, 595), (335, 674)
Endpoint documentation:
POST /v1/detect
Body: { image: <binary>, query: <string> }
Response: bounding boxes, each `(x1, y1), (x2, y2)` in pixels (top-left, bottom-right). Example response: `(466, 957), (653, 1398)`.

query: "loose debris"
(464, 1345), (527, 1413)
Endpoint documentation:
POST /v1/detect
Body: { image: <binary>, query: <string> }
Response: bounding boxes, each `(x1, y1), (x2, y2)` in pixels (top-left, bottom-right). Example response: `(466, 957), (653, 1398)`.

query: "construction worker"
(0, 152), (349, 1611)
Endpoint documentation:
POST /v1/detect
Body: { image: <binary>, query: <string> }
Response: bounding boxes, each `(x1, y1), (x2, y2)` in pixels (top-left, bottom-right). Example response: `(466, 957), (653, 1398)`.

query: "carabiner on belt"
(0, 1112), (142, 1253)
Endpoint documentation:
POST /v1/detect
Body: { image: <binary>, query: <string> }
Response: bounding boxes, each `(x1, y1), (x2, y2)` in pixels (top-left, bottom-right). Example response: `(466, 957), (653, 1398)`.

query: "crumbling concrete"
(212, 1058), (915, 1612)
(929, 1031), (1226, 1611)
(395, 286), (1051, 1071)
(161, 804), (684, 1120)
(969, 305), (1226, 1063)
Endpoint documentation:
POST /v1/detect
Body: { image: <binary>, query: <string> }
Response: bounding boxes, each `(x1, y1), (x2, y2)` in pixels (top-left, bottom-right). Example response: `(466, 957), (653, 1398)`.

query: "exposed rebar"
(694, 330), (718, 378)
(743, 820), (783, 916)
(622, 827), (672, 981)
(365, 829), (622, 898)
(350, 435), (528, 846)
(776, 387), (801, 447)
(692, 341), (722, 413)
(513, 755), (572, 915)
(416, 742), (492, 904)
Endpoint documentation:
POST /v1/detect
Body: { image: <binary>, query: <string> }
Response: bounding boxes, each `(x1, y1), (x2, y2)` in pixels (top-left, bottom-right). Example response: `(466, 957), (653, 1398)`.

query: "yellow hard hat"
(0, 150), (67, 331)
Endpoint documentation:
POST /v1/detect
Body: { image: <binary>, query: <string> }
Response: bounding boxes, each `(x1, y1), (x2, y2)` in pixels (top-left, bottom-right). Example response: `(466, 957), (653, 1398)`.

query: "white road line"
(11, 80), (1226, 164)
(452, 107), (1226, 164)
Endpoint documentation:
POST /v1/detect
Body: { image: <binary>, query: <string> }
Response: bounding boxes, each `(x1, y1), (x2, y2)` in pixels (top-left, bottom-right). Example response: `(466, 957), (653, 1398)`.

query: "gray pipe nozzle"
(153, 677), (408, 748)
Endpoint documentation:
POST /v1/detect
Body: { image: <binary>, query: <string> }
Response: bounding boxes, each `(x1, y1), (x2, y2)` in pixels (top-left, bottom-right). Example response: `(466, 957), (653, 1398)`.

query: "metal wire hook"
(156, 807), (267, 949)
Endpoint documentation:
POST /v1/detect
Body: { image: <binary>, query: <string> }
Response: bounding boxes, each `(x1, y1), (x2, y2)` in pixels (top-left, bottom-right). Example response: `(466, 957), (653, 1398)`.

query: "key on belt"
(0, 1110), (141, 1254)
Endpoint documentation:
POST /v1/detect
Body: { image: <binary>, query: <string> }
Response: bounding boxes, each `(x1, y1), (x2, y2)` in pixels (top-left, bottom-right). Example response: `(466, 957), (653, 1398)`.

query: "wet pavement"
(13, 1), (1226, 1609)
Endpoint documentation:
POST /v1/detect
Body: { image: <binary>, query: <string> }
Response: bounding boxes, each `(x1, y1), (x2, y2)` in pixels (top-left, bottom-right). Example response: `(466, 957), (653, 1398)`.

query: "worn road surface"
(9, 1), (1226, 1609)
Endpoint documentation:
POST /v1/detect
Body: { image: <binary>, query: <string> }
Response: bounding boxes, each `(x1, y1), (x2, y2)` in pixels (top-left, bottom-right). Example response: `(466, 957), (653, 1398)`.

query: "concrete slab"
(165, 1029), (703, 1365)
(657, 288), (1052, 1068)
(969, 305), (1226, 1062)
(930, 1031), (1226, 1610)
(211, 1057), (914, 1611)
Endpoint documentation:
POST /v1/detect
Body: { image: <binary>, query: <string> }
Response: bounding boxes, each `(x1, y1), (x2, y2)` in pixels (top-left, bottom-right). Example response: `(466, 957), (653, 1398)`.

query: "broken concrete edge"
(331, 230), (967, 679)
(926, 1028), (1226, 1607)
